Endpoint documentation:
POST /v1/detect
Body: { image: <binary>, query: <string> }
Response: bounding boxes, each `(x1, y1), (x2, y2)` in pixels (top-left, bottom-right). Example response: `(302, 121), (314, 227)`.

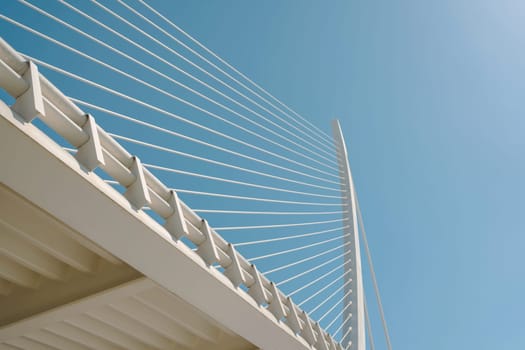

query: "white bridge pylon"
(333, 120), (366, 350)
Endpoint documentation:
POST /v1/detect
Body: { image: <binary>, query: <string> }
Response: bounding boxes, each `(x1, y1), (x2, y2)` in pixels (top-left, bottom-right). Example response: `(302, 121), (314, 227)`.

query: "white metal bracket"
(247, 265), (268, 306)
(164, 190), (188, 240)
(12, 61), (44, 122)
(196, 220), (220, 265)
(75, 114), (104, 171)
(315, 322), (330, 350)
(224, 243), (245, 287)
(301, 311), (317, 345)
(267, 282), (286, 321)
(285, 297), (302, 334)
(124, 156), (151, 209)
(328, 336), (338, 350)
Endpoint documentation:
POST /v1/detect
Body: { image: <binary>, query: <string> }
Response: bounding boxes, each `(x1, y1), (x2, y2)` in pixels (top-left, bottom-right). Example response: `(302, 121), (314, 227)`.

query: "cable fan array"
(0, 1), (391, 348)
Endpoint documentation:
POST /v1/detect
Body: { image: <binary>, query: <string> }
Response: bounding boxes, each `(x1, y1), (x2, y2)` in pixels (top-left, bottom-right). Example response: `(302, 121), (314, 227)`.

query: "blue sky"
(1, 1), (525, 349)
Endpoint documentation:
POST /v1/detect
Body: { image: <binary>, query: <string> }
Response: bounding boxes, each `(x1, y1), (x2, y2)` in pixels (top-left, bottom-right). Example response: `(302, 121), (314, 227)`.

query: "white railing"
(0, 35), (346, 350)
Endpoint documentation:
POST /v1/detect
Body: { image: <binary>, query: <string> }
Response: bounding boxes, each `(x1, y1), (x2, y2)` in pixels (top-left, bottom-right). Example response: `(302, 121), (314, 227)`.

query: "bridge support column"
(332, 120), (365, 350)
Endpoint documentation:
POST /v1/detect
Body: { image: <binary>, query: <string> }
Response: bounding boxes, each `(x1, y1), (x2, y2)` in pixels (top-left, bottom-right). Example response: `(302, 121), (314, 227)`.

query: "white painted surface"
(332, 120), (366, 350)
(0, 99), (309, 349)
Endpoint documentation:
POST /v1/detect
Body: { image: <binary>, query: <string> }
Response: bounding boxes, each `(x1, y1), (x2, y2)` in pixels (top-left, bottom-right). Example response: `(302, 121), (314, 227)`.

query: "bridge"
(0, 2), (391, 350)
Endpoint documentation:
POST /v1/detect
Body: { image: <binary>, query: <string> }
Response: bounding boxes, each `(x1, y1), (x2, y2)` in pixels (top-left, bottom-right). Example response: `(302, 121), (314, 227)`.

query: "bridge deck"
(0, 100), (313, 350)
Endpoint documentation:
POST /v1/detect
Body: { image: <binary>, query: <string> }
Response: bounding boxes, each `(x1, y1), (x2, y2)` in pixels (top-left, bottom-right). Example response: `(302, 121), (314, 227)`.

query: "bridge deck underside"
(0, 184), (255, 350)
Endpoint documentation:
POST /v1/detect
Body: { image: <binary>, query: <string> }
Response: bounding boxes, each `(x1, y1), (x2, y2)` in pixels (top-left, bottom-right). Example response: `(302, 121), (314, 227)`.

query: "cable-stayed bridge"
(0, 1), (391, 349)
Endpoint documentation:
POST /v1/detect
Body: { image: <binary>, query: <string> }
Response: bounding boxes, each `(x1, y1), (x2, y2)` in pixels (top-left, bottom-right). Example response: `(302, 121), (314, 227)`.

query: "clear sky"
(2, 1), (524, 349)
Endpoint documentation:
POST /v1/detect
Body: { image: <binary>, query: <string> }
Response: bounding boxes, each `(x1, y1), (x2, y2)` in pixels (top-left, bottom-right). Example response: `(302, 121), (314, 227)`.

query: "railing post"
(332, 120), (365, 350)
